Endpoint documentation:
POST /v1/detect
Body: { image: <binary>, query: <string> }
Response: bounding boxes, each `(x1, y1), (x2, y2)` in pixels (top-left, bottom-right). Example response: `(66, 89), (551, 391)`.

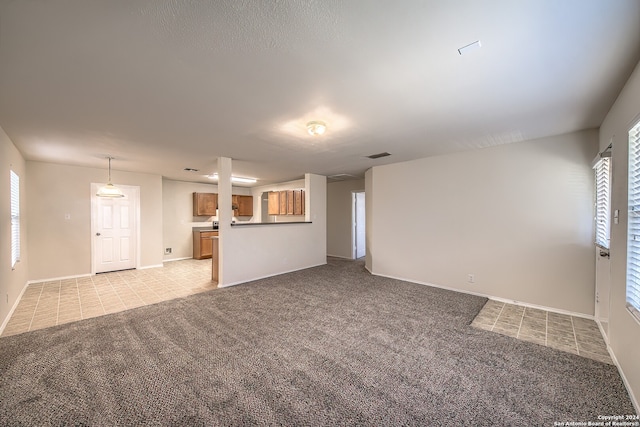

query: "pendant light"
(96, 157), (125, 198)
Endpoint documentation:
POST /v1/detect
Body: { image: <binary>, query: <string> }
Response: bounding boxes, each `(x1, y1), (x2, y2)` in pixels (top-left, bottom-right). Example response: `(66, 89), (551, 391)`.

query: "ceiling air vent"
(366, 152), (391, 159)
(327, 174), (360, 182)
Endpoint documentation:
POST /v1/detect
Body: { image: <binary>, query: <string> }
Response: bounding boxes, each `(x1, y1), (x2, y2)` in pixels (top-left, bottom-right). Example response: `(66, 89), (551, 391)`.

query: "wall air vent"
(366, 152), (391, 159)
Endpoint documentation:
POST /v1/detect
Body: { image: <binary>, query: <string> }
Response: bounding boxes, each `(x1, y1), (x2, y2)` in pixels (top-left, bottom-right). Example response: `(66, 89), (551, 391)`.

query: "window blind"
(627, 122), (640, 319)
(10, 170), (20, 268)
(594, 156), (611, 249)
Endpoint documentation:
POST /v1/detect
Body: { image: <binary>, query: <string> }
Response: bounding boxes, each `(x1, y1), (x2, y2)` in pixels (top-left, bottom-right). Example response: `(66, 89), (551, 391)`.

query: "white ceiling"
(1, 0), (639, 186)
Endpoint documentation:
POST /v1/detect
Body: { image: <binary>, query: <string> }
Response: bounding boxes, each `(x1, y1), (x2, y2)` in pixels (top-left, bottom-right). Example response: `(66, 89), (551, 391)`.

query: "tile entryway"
(472, 300), (612, 364)
(1, 259), (215, 337)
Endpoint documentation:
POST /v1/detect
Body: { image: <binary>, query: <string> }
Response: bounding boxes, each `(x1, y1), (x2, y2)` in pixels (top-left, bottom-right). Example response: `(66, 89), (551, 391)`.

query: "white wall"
(600, 60), (640, 411)
(365, 169), (374, 272)
(26, 161), (163, 281)
(367, 129), (597, 315)
(219, 173), (327, 287)
(162, 179), (219, 260)
(327, 179), (365, 259)
(0, 126), (28, 331)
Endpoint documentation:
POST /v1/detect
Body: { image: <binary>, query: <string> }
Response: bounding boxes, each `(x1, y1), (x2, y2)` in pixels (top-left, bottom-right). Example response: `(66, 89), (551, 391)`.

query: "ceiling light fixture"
(208, 173), (257, 184)
(96, 157), (125, 198)
(306, 121), (327, 136)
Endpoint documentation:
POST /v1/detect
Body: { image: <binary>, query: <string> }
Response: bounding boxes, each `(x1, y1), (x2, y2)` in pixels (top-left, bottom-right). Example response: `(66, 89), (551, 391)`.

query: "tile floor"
(1, 259), (216, 338)
(471, 299), (612, 364)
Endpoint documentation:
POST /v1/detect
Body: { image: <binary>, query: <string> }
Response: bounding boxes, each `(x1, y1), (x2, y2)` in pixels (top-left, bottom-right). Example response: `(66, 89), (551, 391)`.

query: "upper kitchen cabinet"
(193, 192), (217, 216)
(233, 195), (254, 217)
(293, 189), (304, 215)
(267, 190), (304, 215)
(268, 191), (280, 215)
(279, 190), (288, 214)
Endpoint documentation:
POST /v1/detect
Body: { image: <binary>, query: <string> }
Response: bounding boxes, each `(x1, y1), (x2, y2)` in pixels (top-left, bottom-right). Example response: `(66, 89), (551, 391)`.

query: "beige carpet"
(0, 258), (634, 425)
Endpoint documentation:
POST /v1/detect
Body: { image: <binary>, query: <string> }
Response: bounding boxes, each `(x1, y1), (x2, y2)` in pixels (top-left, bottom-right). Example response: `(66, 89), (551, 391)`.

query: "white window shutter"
(10, 170), (20, 268)
(594, 157), (611, 249)
(627, 122), (640, 318)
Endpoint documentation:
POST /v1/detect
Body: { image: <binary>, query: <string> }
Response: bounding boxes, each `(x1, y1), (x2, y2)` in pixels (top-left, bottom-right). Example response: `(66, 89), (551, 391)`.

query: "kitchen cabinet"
(279, 191), (288, 215)
(268, 191), (280, 215)
(286, 190), (294, 214)
(294, 189), (304, 215)
(193, 230), (218, 259)
(193, 192), (217, 216)
(268, 190), (305, 215)
(232, 195), (253, 216)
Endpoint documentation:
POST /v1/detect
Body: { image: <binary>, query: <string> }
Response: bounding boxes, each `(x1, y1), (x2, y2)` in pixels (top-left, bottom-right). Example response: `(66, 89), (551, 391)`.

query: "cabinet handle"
(96, 232), (101, 236)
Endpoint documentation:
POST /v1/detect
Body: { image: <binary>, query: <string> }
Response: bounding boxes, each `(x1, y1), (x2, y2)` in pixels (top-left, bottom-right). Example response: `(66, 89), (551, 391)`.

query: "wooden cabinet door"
(268, 192), (280, 215)
(279, 191), (288, 214)
(237, 195), (253, 216)
(293, 190), (303, 215)
(193, 193), (217, 216)
(200, 235), (213, 258)
(286, 190), (294, 214)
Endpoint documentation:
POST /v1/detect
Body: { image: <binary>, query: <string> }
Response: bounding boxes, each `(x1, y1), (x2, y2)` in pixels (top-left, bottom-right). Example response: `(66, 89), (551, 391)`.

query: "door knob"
(96, 232), (101, 236)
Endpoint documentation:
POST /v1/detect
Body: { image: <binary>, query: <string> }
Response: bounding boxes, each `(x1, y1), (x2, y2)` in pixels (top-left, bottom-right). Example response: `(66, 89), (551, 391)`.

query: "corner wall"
(327, 179), (365, 259)
(368, 129), (597, 315)
(0, 126), (27, 331)
(26, 161), (163, 281)
(600, 59), (640, 412)
(162, 179), (219, 261)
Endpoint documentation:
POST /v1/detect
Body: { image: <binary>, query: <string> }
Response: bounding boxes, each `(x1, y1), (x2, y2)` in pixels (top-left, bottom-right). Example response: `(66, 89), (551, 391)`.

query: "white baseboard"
(217, 262), (327, 288)
(163, 257), (192, 263)
(27, 273), (92, 285)
(0, 280), (29, 336)
(138, 264), (164, 270)
(598, 330), (640, 415)
(488, 295), (594, 320)
(327, 254), (354, 260)
(371, 271), (594, 320)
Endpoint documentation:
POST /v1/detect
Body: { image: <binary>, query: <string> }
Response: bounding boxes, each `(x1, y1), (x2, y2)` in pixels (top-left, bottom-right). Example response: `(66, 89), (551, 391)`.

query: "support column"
(216, 157), (232, 286)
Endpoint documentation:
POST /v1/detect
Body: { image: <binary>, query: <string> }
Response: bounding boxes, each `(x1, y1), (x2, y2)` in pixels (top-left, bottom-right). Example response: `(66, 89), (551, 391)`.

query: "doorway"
(352, 191), (366, 259)
(91, 183), (140, 274)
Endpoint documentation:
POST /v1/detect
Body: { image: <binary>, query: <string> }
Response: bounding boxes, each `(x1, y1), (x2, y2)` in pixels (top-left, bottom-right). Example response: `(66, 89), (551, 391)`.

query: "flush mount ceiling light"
(208, 173), (257, 184)
(96, 157), (125, 198)
(306, 121), (327, 136)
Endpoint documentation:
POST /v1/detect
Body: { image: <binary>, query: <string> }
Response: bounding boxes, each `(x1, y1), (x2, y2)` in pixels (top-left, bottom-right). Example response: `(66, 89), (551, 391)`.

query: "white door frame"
(352, 190), (366, 259)
(90, 183), (141, 275)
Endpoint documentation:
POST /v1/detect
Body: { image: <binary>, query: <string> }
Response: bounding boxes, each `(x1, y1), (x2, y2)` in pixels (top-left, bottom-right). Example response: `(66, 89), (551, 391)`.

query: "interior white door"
(355, 192), (366, 259)
(92, 184), (139, 273)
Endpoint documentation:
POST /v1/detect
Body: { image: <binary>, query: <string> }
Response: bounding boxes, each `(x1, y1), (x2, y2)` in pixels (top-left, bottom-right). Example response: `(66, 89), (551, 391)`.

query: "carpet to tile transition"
(0, 258), (635, 426)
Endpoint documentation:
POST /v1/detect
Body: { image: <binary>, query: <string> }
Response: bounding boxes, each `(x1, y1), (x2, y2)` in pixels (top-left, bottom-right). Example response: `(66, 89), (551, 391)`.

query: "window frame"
(593, 154), (611, 250)
(10, 170), (20, 269)
(626, 120), (640, 322)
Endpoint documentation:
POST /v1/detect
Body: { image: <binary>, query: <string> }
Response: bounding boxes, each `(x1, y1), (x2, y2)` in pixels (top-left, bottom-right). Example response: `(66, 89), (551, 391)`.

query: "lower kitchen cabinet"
(193, 230), (218, 259)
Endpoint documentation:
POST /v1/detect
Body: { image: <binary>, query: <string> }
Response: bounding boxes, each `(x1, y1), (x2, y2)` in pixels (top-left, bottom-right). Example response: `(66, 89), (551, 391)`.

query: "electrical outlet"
(165, 248), (172, 254)
(467, 274), (475, 284)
